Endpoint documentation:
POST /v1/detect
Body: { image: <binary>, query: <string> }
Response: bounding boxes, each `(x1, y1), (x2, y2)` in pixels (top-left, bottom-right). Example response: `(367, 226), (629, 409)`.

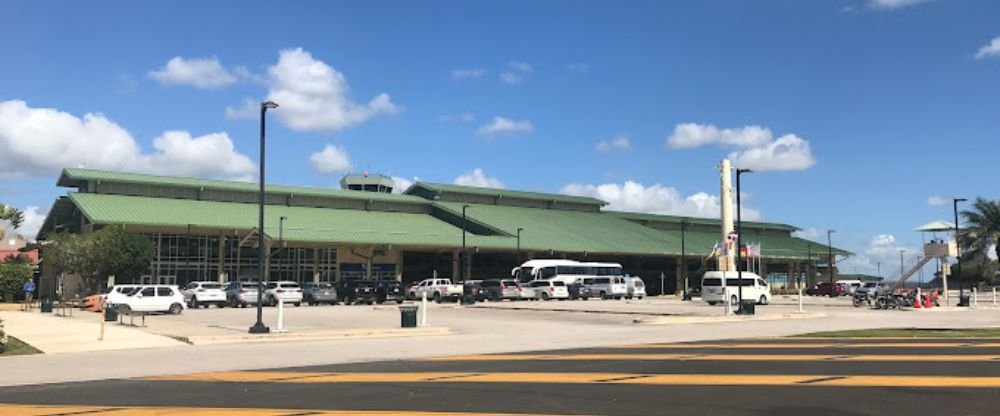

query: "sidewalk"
(0, 310), (184, 354)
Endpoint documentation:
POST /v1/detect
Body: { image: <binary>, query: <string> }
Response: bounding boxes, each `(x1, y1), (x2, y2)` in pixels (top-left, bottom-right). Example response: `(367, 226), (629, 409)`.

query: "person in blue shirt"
(23, 278), (35, 308)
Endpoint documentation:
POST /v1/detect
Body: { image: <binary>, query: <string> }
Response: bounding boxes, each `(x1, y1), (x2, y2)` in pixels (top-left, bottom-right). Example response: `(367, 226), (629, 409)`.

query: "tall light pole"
(877, 262), (882, 279)
(827, 230), (836, 284)
(806, 243), (812, 288)
(680, 220), (688, 295)
(900, 250), (905, 284)
(249, 100), (278, 335)
(461, 204), (470, 282)
(735, 168), (752, 313)
(954, 197), (967, 306)
(516, 227), (523, 265)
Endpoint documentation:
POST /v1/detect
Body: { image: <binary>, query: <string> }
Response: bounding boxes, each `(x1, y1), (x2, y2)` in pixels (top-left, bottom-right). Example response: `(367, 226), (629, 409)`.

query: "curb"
(164, 326), (455, 346)
(633, 312), (827, 325)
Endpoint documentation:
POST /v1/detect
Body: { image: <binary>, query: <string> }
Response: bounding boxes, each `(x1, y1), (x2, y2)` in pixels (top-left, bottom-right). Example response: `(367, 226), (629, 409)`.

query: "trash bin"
(958, 295), (971, 307)
(40, 298), (53, 313)
(399, 305), (418, 328)
(104, 305), (119, 322)
(736, 299), (756, 315)
(462, 285), (477, 305)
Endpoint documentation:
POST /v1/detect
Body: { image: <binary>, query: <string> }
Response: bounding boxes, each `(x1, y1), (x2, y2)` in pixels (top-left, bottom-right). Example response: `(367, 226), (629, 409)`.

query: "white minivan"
(583, 276), (629, 300)
(701, 271), (771, 306)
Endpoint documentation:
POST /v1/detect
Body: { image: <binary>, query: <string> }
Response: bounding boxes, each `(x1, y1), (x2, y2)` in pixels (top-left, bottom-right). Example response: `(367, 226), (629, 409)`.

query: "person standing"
(22, 278), (36, 310)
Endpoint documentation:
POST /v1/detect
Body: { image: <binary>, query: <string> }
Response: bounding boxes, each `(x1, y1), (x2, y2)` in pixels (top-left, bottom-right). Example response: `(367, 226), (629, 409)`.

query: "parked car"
(567, 282), (592, 300)
(479, 279), (520, 301)
(117, 285), (186, 315)
(224, 281), (260, 307)
(582, 276), (628, 300)
(302, 282), (338, 305)
(336, 280), (378, 305)
(375, 280), (405, 304)
(626, 277), (647, 300)
(463, 280), (483, 302)
(263, 281), (303, 306)
(530, 279), (570, 300)
(806, 282), (845, 297)
(181, 281), (227, 308)
(105, 285), (140, 306)
(409, 278), (464, 303)
(701, 271), (772, 306)
(516, 282), (538, 300)
(836, 279), (863, 295)
(81, 294), (102, 312)
(856, 282), (890, 298)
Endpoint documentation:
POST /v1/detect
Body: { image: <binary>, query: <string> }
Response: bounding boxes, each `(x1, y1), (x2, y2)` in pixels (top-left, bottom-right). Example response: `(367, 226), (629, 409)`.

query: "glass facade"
(141, 233), (337, 285)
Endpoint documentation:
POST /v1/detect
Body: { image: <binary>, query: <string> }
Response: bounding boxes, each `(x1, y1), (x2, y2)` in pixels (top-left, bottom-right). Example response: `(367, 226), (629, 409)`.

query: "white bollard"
(973, 287), (978, 308)
(798, 288), (804, 313)
(420, 292), (428, 327)
(275, 299), (287, 333)
(724, 287), (733, 316)
(993, 287), (997, 307)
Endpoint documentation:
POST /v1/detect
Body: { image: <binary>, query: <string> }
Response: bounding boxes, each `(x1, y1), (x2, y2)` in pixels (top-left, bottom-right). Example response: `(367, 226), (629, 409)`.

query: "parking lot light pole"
(516, 227), (523, 264)
(954, 197), (967, 306)
(681, 220), (688, 295)
(250, 100), (278, 335)
(461, 204), (470, 282)
(735, 168), (752, 312)
(827, 230), (836, 283)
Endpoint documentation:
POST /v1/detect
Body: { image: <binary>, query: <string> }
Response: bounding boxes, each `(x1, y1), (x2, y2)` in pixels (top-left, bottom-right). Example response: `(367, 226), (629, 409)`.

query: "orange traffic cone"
(923, 294), (933, 308)
(913, 295), (922, 308)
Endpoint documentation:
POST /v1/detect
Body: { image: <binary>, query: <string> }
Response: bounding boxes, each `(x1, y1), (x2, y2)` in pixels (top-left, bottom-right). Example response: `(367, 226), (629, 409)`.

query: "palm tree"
(961, 197), (1000, 261)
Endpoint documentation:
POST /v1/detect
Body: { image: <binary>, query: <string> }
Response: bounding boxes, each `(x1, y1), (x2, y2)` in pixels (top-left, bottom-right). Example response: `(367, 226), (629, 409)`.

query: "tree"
(952, 253), (998, 287)
(0, 263), (32, 302)
(2, 254), (30, 264)
(44, 227), (154, 292)
(961, 197), (1000, 262)
(0, 204), (24, 240)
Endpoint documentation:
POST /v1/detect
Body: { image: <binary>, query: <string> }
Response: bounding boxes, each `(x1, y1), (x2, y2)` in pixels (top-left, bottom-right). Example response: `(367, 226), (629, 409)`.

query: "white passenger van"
(701, 271), (771, 306)
(512, 259), (623, 285)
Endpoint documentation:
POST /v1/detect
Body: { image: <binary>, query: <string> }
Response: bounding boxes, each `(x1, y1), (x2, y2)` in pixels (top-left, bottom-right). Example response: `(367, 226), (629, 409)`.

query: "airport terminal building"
(37, 168), (847, 297)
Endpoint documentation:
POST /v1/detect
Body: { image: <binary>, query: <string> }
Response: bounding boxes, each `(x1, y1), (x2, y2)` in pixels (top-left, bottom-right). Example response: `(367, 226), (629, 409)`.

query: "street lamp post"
(516, 227), (523, 265)
(461, 204), (470, 282)
(806, 244), (812, 289)
(249, 100), (278, 335)
(900, 250), (905, 284)
(681, 220), (688, 295)
(954, 197), (967, 306)
(735, 168), (752, 313)
(827, 230), (836, 283)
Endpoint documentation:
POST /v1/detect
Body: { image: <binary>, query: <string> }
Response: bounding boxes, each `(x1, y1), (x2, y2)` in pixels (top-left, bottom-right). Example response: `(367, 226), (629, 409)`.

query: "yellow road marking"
(426, 353), (1000, 362)
(0, 404), (573, 416)
(144, 371), (1000, 388)
(608, 342), (1000, 349)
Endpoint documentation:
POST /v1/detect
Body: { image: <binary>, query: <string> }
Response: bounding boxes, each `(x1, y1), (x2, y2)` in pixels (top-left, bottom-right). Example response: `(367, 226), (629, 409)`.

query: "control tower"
(340, 173), (396, 193)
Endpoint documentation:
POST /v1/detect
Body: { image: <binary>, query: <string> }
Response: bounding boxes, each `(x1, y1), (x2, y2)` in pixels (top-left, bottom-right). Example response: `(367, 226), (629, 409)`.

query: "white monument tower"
(718, 159), (736, 272)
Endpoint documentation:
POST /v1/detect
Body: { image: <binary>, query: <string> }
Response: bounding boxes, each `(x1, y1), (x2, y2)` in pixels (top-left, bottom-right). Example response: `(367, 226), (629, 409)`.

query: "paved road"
(2, 337), (1000, 415)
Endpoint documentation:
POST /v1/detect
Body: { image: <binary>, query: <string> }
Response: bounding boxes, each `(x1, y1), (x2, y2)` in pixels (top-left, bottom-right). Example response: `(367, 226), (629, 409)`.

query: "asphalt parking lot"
(2, 336), (999, 415)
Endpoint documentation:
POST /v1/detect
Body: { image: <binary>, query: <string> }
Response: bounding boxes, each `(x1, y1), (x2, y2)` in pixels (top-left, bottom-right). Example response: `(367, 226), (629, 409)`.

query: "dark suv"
(375, 280), (405, 304)
(567, 282), (592, 300)
(336, 280), (378, 305)
(302, 282), (338, 305)
(806, 282), (845, 297)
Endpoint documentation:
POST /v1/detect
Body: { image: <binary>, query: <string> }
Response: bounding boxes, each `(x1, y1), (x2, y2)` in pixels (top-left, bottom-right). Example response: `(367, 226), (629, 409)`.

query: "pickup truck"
(409, 278), (463, 303)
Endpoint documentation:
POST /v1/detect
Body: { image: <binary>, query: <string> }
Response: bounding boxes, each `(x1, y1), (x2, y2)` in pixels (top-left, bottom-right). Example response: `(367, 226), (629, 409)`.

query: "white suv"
(264, 281), (303, 306)
(118, 285), (186, 315)
(530, 280), (570, 300)
(181, 281), (227, 308)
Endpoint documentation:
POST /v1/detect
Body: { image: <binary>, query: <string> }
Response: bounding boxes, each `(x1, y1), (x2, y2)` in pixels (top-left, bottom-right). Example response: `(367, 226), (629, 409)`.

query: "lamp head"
(262, 101), (279, 110)
(955, 197), (967, 203)
(737, 168), (753, 174)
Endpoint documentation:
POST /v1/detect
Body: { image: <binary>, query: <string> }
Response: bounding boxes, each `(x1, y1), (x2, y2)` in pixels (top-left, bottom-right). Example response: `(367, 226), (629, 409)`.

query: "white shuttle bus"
(512, 259), (624, 285)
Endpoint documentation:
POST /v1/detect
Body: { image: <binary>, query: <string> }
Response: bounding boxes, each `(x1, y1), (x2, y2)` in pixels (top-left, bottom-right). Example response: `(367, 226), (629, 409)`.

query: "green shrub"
(0, 263), (31, 301)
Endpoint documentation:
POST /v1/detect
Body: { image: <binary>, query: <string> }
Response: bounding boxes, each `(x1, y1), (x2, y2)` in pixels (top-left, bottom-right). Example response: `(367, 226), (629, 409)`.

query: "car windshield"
(126, 287), (143, 296)
(703, 278), (722, 287)
(202, 283), (222, 289)
(553, 281), (566, 286)
(314, 283), (333, 288)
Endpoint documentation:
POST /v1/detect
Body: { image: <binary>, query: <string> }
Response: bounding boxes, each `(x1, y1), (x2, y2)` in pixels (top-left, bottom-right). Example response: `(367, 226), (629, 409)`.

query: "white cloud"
(454, 168), (505, 189)
(838, 234), (920, 278)
(0, 100), (255, 179)
(438, 112), (475, 123)
(500, 60), (533, 85)
(476, 117), (533, 137)
(309, 144), (351, 174)
(224, 98), (258, 120)
(869, 0), (930, 9)
(666, 123), (772, 149)
(728, 134), (816, 171)
(792, 227), (827, 243)
(975, 36), (1000, 60)
(148, 56), (238, 89)
(265, 48), (399, 133)
(666, 123), (816, 171)
(565, 63), (589, 73)
(560, 180), (762, 220)
(16, 206), (46, 241)
(927, 195), (948, 207)
(391, 176), (414, 194)
(451, 68), (487, 80)
(595, 136), (632, 152)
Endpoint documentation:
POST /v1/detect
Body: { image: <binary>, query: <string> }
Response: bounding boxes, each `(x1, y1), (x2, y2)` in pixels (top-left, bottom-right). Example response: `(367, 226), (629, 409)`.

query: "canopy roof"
(914, 220), (957, 232)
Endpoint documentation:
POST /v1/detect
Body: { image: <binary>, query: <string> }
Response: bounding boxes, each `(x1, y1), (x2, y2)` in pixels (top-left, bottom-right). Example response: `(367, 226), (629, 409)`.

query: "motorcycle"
(852, 292), (871, 307)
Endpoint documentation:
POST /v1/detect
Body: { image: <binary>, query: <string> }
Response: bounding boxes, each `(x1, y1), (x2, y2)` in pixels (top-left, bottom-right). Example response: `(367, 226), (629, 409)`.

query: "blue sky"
(1, 0), (997, 275)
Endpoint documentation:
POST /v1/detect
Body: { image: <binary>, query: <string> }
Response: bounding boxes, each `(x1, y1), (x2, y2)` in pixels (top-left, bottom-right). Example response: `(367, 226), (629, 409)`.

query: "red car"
(806, 282), (845, 297)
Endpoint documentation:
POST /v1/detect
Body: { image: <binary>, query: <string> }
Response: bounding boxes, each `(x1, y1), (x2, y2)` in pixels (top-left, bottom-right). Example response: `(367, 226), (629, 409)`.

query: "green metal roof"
(609, 211), (800, 232)
(59, 168), (429, 205)
(410, 182), (607, 207)
(69, 192), (471, 248)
